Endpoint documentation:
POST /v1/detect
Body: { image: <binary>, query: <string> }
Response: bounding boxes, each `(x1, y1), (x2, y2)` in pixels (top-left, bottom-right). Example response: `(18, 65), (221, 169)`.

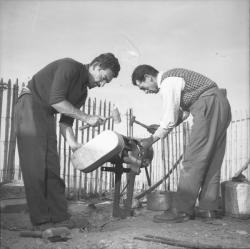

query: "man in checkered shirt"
(132, 65), (231, 223)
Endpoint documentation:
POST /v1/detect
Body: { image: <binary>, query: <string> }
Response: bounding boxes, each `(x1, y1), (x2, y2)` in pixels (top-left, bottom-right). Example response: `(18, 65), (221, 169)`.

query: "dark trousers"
(175, 88), (231, 214)
(14, 94), (69, 225)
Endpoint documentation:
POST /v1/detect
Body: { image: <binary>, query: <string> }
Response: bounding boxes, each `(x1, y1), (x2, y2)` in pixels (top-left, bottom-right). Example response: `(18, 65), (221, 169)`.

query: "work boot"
(195, 208), (223, 220)
(53, 216), (90, 230)
(32, 222), (54, 231)
(153, 209), (194, 223)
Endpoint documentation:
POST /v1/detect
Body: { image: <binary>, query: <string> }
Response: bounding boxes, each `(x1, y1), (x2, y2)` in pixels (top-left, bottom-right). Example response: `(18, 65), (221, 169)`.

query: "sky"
(0, 0), (249, 135)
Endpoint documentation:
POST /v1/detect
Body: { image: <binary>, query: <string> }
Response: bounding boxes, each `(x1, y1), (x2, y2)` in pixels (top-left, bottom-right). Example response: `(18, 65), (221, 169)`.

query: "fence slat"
(84, 98), (91, 194)
(6, 80), (19, 181)
(161, 139), (167, 191)
(73, 112), (79, 199)
(98, 100), (103, 194)
(0, 78), (6, 136)
(3, 80), (12, 181)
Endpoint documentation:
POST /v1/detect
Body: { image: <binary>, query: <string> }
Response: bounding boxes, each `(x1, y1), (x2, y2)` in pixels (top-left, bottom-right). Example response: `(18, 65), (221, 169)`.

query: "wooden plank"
(94, 100), (103, 195)
(124, 171), (136, 216)
(247, 112), (250, 179)
(63, 139), (67, 182)
(107, 102), (113, 191)
(103, 100), (107, 192)
(84, 98), (91, 193)
(229, 118), (233, 179)
(98, 100), (103, 194)
(89, 98), (96, 194)
(176, 125), (180, 189)
(6, 80), (19, 180)
(126, 110), (129, 137)
(134, 235), (250, 249)
(92, 98), (98, 194)
(166, 135), (170, 191)
(78, 104), (85, 199)
(161, 138), (167, 191)
(129, 108), (133, 137)
(173, 127), (178, 191)
(3, 80), (12, 181)
(170, 131), (174, 190)
(0, 78), (7, 137)
(177, 124), (181, 186)
(232, 111), (239, 174)
(110, 102), (115, 190)
(73, 114), (79, 199)
(112, 163), (123, 217)
(67, 147), (71, 197)
(239, 113), (243, 172)
(79, 103), (87, 197)
(57, 115), (60, 158)
(183, 122), (187, 153)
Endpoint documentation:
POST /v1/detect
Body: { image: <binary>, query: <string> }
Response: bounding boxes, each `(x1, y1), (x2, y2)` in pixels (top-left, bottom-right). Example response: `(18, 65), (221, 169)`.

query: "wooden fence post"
(84, 98), (91, 194)
(98, 100), (103, 194)
(3, 80), (12, 182)
(0, 78), (8, 137)
(103, 100), (108, 192)
(161, 138), (167, 191)
(73, 108), (79, 200)
(6, 79), (19, 181)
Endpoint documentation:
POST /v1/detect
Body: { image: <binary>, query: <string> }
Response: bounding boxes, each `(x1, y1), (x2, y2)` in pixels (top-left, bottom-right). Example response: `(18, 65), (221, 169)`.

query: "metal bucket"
(147, 191), (173, 211)
(221, 180), (250, 219)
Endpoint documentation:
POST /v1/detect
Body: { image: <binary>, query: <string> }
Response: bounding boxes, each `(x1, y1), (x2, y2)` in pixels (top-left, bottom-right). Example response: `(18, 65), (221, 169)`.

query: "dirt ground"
(1, 198), (250, 249)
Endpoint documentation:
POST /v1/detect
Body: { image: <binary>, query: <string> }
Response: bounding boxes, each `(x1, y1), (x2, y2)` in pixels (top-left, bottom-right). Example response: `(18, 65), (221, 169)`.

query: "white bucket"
(221, 180), (250, 219)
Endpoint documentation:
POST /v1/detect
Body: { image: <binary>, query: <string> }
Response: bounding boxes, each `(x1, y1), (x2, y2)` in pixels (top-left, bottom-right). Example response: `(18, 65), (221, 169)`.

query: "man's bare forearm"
(52, 100), (90, 122)
(59, 123), (81, 151)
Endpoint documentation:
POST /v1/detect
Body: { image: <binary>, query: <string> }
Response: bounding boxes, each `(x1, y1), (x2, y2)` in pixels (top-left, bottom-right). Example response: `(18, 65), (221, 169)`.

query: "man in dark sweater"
(14, 53), (120, 228)
(131, 65), (231, 223)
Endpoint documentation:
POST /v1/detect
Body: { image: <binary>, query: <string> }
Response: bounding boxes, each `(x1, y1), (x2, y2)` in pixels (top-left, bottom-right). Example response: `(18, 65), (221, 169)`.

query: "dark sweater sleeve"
(59, 115), (74, 127)
(49, 61), (76, 105)
(58, 92), (88, 127)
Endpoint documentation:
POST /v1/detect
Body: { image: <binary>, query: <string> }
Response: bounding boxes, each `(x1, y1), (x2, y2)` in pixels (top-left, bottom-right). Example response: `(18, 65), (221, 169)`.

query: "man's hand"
(147, 124), (160, 134)
(59, 123), (82, 152)
(52, 100), (106, 126)
(139, 136), (154, 150)
(71, 142), (82, 152)
(86, 115), (106, 127)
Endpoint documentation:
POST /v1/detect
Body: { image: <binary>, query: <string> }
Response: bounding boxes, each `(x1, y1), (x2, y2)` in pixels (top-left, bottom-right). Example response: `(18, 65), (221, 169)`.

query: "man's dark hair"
(90, 53), (120, 78)
(132, 65), (159, 85)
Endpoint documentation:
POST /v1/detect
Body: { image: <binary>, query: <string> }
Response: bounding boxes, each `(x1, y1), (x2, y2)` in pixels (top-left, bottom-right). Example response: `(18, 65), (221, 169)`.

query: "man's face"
(88, 64), (114, 89)
(136, 75), (159, 94)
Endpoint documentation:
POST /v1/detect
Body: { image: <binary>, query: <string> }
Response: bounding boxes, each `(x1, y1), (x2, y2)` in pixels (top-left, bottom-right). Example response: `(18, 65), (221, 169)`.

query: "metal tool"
(130, 115), (150, 130)
(130, 115), (159, 134)
(134, 234), (250, 249)
(79, 106), (121, 130)
(135, 155), (183, 200)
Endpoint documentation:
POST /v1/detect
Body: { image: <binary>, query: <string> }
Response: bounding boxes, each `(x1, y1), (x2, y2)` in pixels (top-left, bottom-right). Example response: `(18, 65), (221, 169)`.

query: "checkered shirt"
(162, 68), (217, 110)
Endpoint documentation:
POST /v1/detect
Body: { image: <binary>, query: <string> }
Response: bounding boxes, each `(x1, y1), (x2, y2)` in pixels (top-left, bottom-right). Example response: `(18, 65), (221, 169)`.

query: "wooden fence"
(0, 79), (249, 199)
(0, 79), (19, 182)
(56, 98), (117, 198)
(0, 79), (118, 199)
(128, 108), (250, 193)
